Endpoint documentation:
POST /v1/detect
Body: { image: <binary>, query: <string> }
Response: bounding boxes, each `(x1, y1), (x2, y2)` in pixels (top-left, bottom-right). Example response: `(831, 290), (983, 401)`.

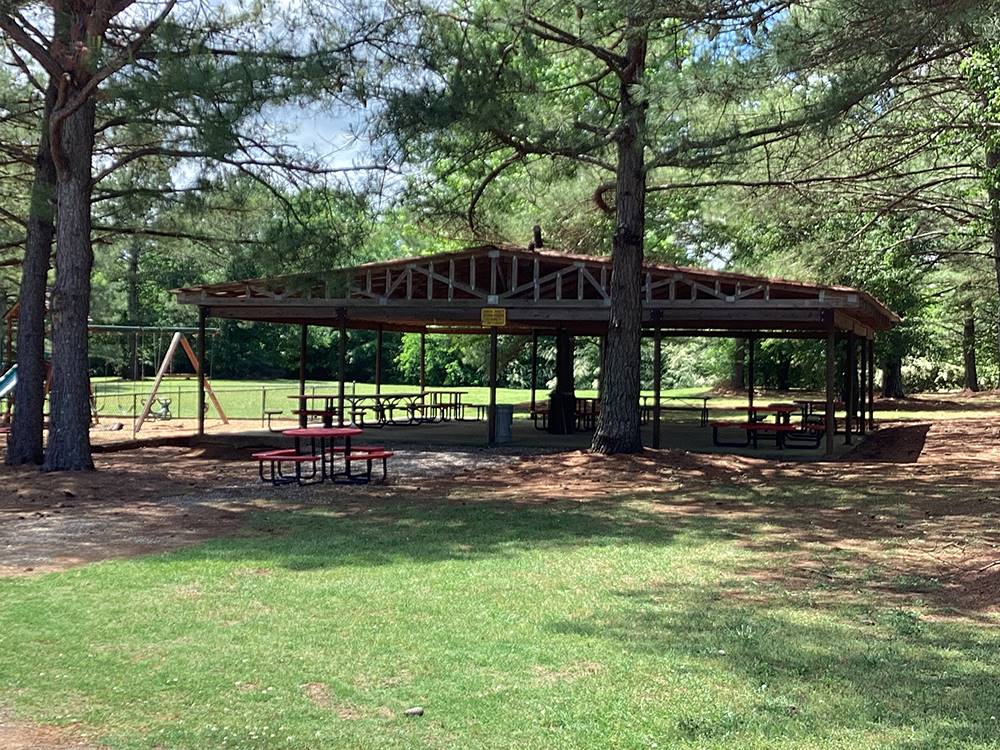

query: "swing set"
(1, 299), (227, 430)
(130, 330), (228, 431)
(85, 324), (229, 431)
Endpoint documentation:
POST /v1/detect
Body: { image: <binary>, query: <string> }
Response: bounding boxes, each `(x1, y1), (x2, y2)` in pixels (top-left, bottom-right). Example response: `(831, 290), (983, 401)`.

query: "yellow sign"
(480, 307), (507, 327)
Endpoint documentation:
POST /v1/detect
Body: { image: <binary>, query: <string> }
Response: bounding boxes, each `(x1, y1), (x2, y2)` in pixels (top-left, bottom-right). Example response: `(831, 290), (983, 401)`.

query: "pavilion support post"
(529, 330), (538, 414)
(337, 313), (347, 427)
(375, 326), (383, 395)
(859, 335), (867, 435)
(747, 335), (756, 415)
(597, 335), (607, 399)
(298, 324), (308, 428)
(652, 323), (662, 449)
(845, 331), (855, 445)
(419, 329), (426, 392)
(488, 326), (498, 446)
(868, 336), (876, 427)
(825, 318), (836, 456)
(197, 307), (206, 437)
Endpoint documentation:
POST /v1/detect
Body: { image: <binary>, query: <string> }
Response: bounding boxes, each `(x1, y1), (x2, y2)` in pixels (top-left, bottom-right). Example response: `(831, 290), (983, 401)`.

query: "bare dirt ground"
(0, 443), (522, 575)
(0, 708), (98, 749)
(0, 445), (250, 575)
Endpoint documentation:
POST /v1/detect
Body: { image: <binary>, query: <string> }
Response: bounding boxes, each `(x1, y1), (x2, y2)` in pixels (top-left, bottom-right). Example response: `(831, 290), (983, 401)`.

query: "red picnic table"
(282, 426), (366, 482)
(253, 425), (391, 486)
(748, 404), (798, 424)
(712, 403), (824, 450)
(794, 399), (845, 424)
(287, 394), (340, 428)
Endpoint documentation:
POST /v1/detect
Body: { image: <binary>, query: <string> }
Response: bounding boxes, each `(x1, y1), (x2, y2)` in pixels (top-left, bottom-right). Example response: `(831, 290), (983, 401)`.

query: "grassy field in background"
(90, 378), (711, 420)
(90, 376), (1000, 423)
(2, 493), (997, 750)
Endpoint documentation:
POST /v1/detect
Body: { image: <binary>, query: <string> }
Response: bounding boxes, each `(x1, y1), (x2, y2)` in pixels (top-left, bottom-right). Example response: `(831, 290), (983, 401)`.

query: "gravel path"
(0, 446), (536, 576)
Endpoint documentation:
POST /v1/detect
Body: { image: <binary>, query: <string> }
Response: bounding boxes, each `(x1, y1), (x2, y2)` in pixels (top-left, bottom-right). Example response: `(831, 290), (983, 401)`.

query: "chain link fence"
(92, 383), (326, 426)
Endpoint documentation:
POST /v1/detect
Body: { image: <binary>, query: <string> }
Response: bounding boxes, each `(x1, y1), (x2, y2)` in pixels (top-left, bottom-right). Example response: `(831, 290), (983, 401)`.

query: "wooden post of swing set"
(136, 330), (227, 432)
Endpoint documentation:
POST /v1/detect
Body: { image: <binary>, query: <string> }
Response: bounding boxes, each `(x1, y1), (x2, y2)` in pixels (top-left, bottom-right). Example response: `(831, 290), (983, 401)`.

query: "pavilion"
(173, 241), (899, 455)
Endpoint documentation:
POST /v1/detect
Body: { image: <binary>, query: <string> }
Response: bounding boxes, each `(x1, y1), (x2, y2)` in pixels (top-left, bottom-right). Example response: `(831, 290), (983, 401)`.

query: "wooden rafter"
(173, 245), (899, 336)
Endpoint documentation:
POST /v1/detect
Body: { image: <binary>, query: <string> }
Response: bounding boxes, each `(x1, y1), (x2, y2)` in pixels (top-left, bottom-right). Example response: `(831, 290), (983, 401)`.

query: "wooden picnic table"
(793, 399), (846, 424)
(348, 390), (470, 425)
(423, 390), (471, 421)
(749, 404), (798, 424)
(344, 392), (425, 426)
(287, 394), (341, 428)
(575, 396), (600, 431)
(290, 390), (471, 428)
(641, 394), (712, 426)
(794, 399), (845, 411)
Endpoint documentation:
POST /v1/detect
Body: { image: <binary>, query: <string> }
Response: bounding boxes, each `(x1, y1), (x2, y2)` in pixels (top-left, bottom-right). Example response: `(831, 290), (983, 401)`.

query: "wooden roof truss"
(174, 246), (898, 338)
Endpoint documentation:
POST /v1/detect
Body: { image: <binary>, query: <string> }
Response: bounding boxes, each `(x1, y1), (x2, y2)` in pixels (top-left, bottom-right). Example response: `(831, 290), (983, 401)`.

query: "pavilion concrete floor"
(187, 416), (862, 460)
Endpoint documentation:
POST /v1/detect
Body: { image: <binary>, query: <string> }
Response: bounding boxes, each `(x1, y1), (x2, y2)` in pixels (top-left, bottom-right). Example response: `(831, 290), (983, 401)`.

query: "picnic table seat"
(342, 448), (394, 482)
(530, 404), (550, 431)
(711, 421), (826, 450)
(529, 400), (597, 431)
(252, 448), (323, 486)
(641, 399), (711, 427)
(263, 409), (284, 433)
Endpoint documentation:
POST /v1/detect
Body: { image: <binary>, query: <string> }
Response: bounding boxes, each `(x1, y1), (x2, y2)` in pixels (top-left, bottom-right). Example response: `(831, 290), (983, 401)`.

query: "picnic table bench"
(530, 397), (599, 431)
(641, 395), (712, 426)
(289, 391), (474, 429)
(711, 420), (826, 450)
(251, 426), (394, 486)
(252, 448), (324, 485)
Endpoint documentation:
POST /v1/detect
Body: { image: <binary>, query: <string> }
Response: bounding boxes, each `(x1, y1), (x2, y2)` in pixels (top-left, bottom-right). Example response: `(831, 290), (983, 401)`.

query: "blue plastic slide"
(0, 364), (17, 399)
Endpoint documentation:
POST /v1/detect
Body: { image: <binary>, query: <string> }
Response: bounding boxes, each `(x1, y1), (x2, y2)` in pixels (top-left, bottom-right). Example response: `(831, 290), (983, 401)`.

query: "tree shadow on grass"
(174, 497), (729, 572)
(651, 467), (1000, 618)
(164, 427), (1000, 615)
(549, 579), (1000, 749)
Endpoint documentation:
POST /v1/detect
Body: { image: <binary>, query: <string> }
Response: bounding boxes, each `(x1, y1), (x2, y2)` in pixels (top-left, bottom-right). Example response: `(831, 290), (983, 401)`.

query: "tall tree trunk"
(881, 356), (905, 399)
(963, 302), (979, 392)
(730, 339), (745, 390)
(777, 354), (791, 391)
(987, 144), (1000, 368)
(7, 79), (58, 466)
(548, 329), (575, 434)
(44, 97), (96, 471)
(592, 25), (647, 455)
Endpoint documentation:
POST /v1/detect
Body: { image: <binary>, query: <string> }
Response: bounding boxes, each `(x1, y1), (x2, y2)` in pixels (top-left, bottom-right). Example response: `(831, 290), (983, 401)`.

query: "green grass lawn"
(90, 376), (1000, 423)
(1, 494), (997, 749)
(90, 378), (712, 421)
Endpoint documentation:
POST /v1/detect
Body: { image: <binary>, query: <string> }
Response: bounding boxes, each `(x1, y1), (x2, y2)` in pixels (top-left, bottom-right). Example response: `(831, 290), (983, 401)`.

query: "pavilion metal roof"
(173, 245), (898, 338)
